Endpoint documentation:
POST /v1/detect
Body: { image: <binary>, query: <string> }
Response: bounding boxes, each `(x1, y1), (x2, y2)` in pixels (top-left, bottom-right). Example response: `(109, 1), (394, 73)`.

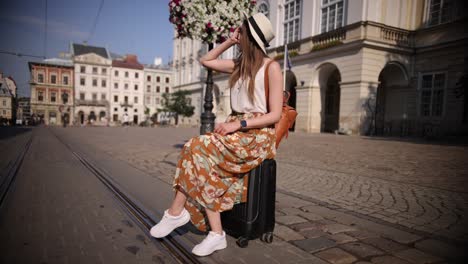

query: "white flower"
(169, 0), (255, 43)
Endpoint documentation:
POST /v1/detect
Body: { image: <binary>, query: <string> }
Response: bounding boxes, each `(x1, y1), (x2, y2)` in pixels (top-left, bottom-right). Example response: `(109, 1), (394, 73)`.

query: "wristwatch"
(240, 119), (247, 129)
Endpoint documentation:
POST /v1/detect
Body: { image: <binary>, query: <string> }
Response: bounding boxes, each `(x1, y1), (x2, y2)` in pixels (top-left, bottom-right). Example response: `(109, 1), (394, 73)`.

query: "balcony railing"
(75, 99), (108, 107)
(380, 27), (412, 46)
(312, 28), (347, 46)
(267, 21), (417, 58)
(120, 102), (133, 107)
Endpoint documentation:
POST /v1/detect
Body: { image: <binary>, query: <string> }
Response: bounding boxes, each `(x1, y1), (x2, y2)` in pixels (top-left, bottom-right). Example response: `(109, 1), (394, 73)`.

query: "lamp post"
(200, 43), (215, 135)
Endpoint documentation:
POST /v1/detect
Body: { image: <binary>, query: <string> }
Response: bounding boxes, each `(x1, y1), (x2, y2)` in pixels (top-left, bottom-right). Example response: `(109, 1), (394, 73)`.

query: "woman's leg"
(192, 208), (226, 256)
(168, 190), (187, 216)
(150, 190), (190, 238)
(205, 208), (223, 234)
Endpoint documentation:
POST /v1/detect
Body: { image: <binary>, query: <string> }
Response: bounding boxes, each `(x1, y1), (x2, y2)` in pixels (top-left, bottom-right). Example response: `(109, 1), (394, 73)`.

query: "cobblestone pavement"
(0, 128), (176, 264)
(59, 127), (468, 242)
(55, 126), (468, 263)
(274, 132), (468, 242)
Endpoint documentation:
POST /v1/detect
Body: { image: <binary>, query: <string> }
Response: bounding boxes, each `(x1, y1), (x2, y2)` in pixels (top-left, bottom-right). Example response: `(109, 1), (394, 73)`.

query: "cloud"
(3, 15), (88, 40)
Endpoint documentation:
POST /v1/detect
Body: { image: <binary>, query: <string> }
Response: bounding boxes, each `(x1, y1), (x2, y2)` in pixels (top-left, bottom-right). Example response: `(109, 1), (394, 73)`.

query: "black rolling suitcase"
(221, 159), (276, 248)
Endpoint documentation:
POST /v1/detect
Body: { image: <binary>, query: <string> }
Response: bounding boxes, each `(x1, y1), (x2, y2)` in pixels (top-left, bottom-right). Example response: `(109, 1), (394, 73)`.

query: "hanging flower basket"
(169, 0), (256, 43)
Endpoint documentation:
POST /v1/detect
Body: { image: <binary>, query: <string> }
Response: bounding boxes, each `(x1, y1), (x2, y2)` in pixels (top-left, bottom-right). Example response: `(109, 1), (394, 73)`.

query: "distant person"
(149, 12), (282, 256)
(123, 113), (129, 126)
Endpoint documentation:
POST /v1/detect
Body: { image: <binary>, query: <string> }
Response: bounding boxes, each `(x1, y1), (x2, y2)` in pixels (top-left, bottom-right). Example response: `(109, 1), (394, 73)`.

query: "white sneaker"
(192, 231), (227, 257)
(150, 208), (190, 238)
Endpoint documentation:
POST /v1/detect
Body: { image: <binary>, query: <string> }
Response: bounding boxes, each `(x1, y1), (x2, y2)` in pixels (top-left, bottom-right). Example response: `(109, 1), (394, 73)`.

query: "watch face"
(241, 120), (247, 127)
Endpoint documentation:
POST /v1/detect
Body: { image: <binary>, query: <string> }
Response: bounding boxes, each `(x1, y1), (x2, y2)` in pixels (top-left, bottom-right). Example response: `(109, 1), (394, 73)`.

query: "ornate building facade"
(173, 0), (467, 136)
(0, 85), (13, 121)
(0, 73), (17, 123)
(28, 59), (74, 125)
(110, 55), (145, 125)
(143, 64), (174, 123)
(71, 43), (112, 125)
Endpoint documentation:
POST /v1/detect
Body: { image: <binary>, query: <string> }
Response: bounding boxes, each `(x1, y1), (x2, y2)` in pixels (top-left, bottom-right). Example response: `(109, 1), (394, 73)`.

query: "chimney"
(126, 54), (137, 63)
(154, 57), (162, 66)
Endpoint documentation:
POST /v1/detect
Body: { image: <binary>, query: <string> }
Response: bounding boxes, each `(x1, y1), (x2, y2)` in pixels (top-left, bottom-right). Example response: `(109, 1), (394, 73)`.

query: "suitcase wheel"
(236, 237), (249, 248)
(260, 232), (274, 243)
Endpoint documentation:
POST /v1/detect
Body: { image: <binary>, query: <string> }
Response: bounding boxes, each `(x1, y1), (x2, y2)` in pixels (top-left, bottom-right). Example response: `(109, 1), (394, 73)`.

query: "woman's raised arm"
(198, 28), (240, 74)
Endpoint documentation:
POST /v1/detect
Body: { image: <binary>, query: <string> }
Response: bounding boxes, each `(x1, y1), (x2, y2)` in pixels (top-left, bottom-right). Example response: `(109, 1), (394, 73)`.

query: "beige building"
(71, 43), (112, 126)
(0, 73), (17, 123)
(173, 0), (467, 136)
(144, 63), (174, 124)
(0, 73), (17, 98)
(16, 97), (31, 124)
(29, 58), (74, 125)
(110, 55), (145, 125)
(0, 86), (13, 121)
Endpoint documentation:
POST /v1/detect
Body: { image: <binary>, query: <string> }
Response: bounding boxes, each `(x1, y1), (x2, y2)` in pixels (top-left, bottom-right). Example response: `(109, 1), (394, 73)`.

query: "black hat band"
(248, 16), (270, 48)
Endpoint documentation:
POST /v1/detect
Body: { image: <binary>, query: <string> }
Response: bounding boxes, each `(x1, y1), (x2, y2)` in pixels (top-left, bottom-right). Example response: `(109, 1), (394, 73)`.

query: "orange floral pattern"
(173, 112), (276, 231)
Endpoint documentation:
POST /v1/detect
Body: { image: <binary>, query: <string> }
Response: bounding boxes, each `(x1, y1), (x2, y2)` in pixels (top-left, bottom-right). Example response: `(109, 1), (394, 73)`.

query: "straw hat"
(243, 12), (275, 54)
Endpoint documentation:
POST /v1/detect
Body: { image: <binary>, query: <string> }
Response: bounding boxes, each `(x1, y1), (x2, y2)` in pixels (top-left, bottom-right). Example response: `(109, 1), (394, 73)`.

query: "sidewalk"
(56, 126), (468, 263)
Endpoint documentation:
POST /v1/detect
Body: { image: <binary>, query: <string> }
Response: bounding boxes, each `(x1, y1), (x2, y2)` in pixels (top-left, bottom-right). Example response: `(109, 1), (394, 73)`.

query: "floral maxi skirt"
(173, 112), (276, 231)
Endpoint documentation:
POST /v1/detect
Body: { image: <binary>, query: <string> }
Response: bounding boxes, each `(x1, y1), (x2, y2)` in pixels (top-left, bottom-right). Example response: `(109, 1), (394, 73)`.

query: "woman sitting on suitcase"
(150, 12), (283, 256)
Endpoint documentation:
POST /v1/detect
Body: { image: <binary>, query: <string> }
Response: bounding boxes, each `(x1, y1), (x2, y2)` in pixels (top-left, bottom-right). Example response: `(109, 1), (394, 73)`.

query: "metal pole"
(200, 42), (215, 135)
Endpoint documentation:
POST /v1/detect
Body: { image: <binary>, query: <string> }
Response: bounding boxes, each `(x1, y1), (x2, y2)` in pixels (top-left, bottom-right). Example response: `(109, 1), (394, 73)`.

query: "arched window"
(258, 1), (270, 18)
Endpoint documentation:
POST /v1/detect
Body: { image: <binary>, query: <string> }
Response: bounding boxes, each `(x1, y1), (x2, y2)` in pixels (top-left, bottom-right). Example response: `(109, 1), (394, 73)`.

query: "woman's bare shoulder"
(266, 59), (281, 71)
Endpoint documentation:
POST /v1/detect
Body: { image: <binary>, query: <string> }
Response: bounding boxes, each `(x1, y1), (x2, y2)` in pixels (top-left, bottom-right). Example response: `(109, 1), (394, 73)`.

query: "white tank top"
(230, 62), (267, 114)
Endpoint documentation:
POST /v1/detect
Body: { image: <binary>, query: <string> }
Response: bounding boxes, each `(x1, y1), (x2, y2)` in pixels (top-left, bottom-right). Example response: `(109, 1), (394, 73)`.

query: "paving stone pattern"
(51, 127), (468, 263)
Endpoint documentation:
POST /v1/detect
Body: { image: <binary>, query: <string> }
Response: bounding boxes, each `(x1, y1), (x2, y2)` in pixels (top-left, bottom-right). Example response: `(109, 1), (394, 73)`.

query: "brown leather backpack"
(264, 61), (298, 148)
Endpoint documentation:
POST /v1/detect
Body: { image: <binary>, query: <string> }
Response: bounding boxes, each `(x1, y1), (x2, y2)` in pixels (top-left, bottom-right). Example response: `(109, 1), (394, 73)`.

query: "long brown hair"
(229, 21), (268, 103)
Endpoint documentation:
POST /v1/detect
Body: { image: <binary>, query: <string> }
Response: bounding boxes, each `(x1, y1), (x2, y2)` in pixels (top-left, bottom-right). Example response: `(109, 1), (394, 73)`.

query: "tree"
(159, 90), (195, 125)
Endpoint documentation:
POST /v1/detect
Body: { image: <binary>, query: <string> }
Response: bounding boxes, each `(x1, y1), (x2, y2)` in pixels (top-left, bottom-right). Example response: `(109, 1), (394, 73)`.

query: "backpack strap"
(264, 60), (275, 112)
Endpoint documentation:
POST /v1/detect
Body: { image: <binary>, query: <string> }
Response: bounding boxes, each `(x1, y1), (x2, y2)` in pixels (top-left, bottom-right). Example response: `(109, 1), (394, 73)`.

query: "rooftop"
(144, 64), (173, 71)
(28, 58), (74, 69)
(0, 86), (13, 97)
(72, 43), (110, 59)
(112, 54), (144, 70)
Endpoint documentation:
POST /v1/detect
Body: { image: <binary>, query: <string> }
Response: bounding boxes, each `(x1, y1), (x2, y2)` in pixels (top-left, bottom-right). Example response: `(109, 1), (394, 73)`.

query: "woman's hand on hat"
(214, 121), (241, 136)
(228, 27), (241, 45)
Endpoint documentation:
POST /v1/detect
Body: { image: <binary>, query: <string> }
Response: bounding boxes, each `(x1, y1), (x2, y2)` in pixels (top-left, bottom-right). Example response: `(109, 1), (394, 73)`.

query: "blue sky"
(0, 0), (174, 97)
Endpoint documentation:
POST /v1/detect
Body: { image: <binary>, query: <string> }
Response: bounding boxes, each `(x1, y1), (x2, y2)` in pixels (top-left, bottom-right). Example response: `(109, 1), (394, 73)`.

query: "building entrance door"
(323, 70), (341, 132)
(79, 111), (84, 124)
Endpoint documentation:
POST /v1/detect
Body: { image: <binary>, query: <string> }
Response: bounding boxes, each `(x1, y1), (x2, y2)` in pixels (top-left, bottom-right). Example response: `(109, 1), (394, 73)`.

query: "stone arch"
(380, 61), (409, 87)
(313, 62), (342, 133)
(375, 61), (411, 136)
(78, 110), (85, 124)
(99, 111), (106, 121)
(89, 111), (96, 122)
